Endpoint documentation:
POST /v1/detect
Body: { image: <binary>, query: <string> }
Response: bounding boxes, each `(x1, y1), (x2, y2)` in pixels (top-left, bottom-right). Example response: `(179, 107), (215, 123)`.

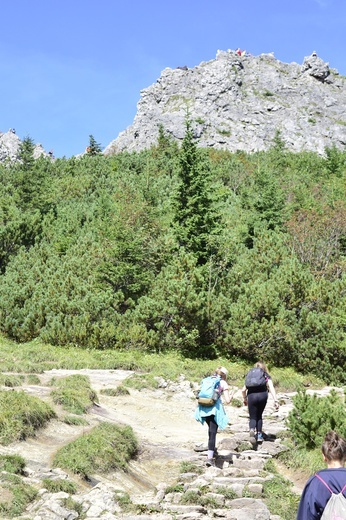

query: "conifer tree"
(86, 135), (102, 155)
(173, 119), (219, 265)
(18, 136), (35, 170)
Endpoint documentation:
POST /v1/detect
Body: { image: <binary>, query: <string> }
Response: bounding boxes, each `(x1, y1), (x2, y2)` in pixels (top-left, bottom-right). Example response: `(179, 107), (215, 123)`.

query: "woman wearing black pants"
(242, 362), (279, 443)
(195, 366), (231, 466)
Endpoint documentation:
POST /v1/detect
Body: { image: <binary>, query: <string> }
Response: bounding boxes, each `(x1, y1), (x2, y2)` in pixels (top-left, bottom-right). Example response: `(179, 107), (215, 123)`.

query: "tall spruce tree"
(173, 119), (218, 265)
(86, 135), (102, 155)
(18, 136), (35, 170)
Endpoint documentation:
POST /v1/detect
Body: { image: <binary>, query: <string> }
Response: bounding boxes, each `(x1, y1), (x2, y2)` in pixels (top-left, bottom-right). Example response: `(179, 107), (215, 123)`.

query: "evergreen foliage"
(173, 119), (221, 264)
(0, 127), (345, 383)
(18, 135), (35, 170)
(286, 389), (346, 450)
(86, 134), (102, 155)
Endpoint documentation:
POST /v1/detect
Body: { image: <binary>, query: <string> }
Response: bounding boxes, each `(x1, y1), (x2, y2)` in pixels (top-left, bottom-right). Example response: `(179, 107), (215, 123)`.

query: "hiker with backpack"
(241, 361), (279, 443)
(194, 366), (231, 467)
(296, 430), (346, 519)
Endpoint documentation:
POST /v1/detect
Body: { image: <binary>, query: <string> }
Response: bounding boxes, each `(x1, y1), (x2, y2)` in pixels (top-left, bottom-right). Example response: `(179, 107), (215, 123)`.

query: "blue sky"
(1, 0), (345, 158)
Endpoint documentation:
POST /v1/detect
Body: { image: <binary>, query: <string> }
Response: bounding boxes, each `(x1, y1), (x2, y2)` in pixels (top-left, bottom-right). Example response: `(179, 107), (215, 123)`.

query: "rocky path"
(0, 370), (325, 519)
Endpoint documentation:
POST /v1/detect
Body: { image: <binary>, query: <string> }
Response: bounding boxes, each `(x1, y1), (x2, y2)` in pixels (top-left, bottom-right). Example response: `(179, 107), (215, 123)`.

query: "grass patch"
(277, 438), (324, 475)
(236, 441), (253, 452)
(217, 129), (231, 136)
(122, 373), (159, 391)
(269, 366), (322, 392)
(180, 490), (218, 508)
(0, 374), (25, 387)
(26, 374), (41, 385)
(0, 336), (326, 392)
(0, 390), (56, 445)
(262, 473), (300, 520)
(60, 496), (85, 518)
(180, 460), (203, 474)
(215, 486), (238, 499)
(180, 490), (200, 504)
(62, 415), (89, 426)
(52, 422), (138, 478)
(0, 454), (26, 474)
(116, 492), (135, 513)
(165, 483), (184, 493)
(0, 473), (37, 518)
(42, 478), (77, 494)
(50, 374), (98, 414)
(100, 385), (130, 396)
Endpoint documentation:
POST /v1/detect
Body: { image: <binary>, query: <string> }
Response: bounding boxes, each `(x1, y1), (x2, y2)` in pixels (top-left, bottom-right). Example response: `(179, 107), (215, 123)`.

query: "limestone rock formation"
(0, 130), (51, 163)
(104, 50), (346, 156)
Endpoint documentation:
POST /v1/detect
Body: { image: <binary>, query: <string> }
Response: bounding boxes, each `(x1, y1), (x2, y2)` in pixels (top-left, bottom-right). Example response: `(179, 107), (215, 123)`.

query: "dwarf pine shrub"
(286, 389), (346, 449)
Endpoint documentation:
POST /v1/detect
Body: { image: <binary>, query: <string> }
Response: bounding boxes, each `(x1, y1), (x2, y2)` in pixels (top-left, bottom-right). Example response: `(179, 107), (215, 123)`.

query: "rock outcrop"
(104, 50), (346, 156)
(0, 130), (51, 163)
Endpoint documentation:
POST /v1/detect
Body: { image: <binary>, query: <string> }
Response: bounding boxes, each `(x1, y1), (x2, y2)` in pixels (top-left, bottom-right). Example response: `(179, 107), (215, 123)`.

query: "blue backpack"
(197, 375), (220, 406)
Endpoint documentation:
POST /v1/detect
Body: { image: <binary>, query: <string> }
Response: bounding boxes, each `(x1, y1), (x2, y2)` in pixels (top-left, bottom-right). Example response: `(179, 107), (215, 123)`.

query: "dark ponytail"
(322, 431), (346, 463)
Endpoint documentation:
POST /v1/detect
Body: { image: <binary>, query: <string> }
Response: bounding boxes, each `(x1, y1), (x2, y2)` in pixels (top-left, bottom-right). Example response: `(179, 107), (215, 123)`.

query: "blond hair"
(215, 366), (228, 378)
(255, 361), (268, 373)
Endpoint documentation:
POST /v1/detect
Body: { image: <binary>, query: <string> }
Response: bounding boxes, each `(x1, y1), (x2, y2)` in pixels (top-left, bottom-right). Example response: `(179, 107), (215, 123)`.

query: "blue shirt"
(296, 468), (346, 519)
(194, 397), (229, 430)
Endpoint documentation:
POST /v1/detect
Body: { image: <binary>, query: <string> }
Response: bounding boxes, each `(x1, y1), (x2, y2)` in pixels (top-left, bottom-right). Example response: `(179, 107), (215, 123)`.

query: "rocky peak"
(104, 50), (346, 156)
(0, 129), (51, 163)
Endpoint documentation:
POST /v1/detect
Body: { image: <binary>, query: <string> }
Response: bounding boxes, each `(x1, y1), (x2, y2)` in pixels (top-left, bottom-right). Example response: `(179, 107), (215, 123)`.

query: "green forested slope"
(0, 131), (345, 384)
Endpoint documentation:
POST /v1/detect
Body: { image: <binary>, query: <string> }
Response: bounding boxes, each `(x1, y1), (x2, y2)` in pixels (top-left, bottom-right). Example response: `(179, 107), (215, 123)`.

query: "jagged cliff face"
(0, 130), (50, 163)
(104, 50), (346, 156)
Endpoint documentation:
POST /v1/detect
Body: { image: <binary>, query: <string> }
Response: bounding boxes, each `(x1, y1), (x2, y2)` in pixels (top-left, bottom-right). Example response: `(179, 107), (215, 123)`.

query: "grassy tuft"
(236, 441), (254, 452)
(50, 374), (98, 414)
(0, 390), (56, 445)
(26, 374), (41, 385)
(116, 492), (135, 513)
(262, 457), (300, 519)
(0, 473), (37, 518)
(62, 415), (89, 426)
(42, 478), (77, 494)
(60, 496), (85, 517)
(278, 437), (325, 475)
(122, 373), (159, 391)
(0, 374), (25, 387)
(262, 474), (300, 520)
(100, 385), (130, 396)
(52, 422), (138, 478)
(215, 486), (238, 499)
(0, 454), (26, 474)
(179, 460), (203, 474)
(180, 490), (200, 504)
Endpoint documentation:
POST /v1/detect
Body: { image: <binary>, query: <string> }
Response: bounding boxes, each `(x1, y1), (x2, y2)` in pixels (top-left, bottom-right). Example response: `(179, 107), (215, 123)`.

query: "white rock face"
(104, 50), (346, 156)
(0, 130), (21, 161)
(0, 130), (50, 163)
